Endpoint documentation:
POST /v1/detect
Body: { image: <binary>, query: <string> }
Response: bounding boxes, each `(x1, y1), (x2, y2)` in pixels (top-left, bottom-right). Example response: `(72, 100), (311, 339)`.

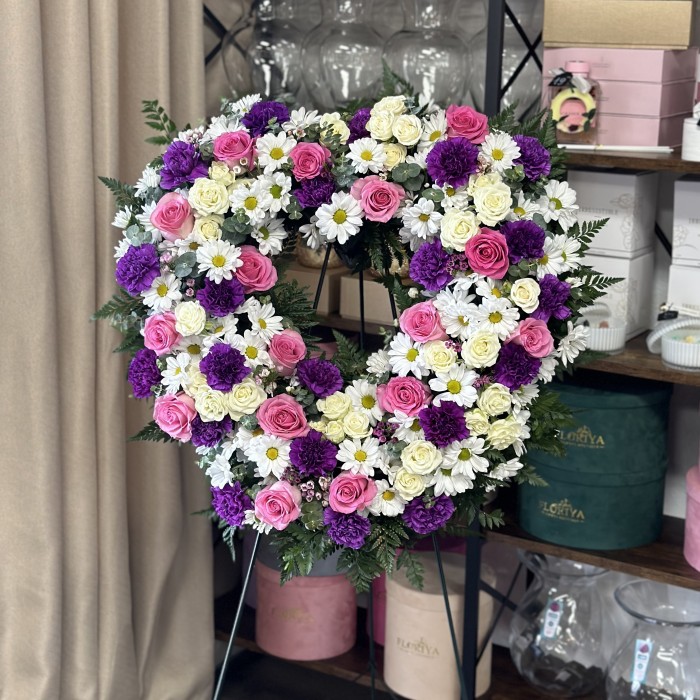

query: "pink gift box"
(595, 112), (687, 147)
(685, 466), (700, 573)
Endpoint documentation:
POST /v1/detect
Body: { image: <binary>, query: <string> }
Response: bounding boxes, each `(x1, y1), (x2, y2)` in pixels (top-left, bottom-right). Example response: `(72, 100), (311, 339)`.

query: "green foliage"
(92, 289), (142, 323)
(396, 548), (425, 590)
(141, 99), (178, 145)
(478, 508), (505, 530)
(332, 331), (369, 382)
(221, 526), (237, 560)
(128, 420), (175, 443)
(569, 266), (623, 310)
(98, 176), (138, 210)
(378, 273), (416, 314)
(571, 218), (609, 253)
(337, 547), (384, 593)
(270, 278), (319, 335)
(515, 464), (549, 487)
(380, 60), (417, 98)
(272, 525), (336, 582)
(367, 518), (409, 574)
(113, 329), (144, 355)
(526, 388), (575, 458)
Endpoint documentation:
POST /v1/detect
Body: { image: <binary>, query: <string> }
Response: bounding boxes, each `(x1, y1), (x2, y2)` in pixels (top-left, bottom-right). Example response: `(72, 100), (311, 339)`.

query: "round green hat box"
(518, 375), (672, 550)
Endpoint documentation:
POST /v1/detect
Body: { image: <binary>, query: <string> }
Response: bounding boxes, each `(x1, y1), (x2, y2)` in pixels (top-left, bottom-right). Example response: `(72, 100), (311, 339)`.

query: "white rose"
(193, 215), (224, 241)
(466, 172), (502, 197)
(477, 383), (512, 417)
(195, 388), (229, 422)
(510, 278), (541, 313)
(175, 301), (207, 337)
(228, 177), (255, 193)
(317, 391), (352, 421)
(466, 408), (490, 436)
(324, 420), (346, 444)
(209, 161), (235, 187)
(183, 366), (208, 398)
(188, 177), (230, 215)
(367, 109), (396, 142)
(320, 112), (350, 144)
(422, 341), (458, 373)
(342, 410), (372, 438)
(400, 440), (443, 475)
(473, 182), (513, 227)
(487, 415), (522, 450)
(373, 95), (407, 116)
(392, 468), (427, 499)
(308, 418), (329, 433)
(392, 114), (422, 146)
(383, 143), (407, 170)
(461, 331), (500, 368)
(227, 378), (267, 420)
(440, 209), (480, 251)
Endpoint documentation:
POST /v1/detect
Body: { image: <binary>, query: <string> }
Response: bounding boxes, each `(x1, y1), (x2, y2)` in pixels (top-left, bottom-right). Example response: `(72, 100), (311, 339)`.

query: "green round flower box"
(518, 376), (672, 550)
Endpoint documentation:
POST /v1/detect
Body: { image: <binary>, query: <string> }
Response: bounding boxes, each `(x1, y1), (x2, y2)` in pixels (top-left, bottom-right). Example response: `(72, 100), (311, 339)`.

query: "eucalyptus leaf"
(421, 187), (445, 202)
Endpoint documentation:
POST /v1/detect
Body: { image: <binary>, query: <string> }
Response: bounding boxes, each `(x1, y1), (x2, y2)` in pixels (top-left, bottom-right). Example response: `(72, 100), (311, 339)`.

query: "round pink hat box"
(685, 466), (700, 572)
(384, 552), (496, 700)
(255, 561), (357, 661)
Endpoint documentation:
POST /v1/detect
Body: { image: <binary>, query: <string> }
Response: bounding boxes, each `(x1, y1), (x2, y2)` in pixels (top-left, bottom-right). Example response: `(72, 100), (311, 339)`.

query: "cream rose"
(400, 440), (443, 475)
(317, 391), (352, 421)
(324, 420), (346, 444)
(477, 383), (512, 417)
(462, 331), (500, 368)
(466, 172), (502, 197)
(510, 278), (541, 313)
(466, 408), (490, 436)
(229, 177), (255, 193)
(392, 468), (426, 499)
(342, 410), (372, 438)
(392, 114), (422, 146)
(320, 112), (350, 144)
(374, 95), (407, 116)
(308, 419), (329, 433)
(383, 143), (407, 170)
(473, 182), (513, 227)
(174, 301), (207, 337)
(193, 215), (224, 241)
(188, 177), (230, 215)
(183, 366), (208, 398)
(487, 415), (522, 450)
(194, 388), (229, 422)
(422, 341), (458, 374)
(227, 378), (267, 420)
(440, 209), (480, 251)
(367, 109), (396, 142)
(209, 160), (235, 187)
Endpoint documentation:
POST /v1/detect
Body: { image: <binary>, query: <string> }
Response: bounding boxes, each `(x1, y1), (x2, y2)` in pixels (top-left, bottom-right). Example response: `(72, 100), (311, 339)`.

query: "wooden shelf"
(566, 148), (700, 174)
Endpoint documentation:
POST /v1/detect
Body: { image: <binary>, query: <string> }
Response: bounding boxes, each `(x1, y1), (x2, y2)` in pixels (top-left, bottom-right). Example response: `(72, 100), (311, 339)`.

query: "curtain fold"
(0, 1), (213, 698)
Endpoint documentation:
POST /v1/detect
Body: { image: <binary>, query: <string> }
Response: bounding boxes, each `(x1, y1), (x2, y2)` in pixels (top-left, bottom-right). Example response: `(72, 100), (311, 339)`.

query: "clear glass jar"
(301, 0), (384, 111)
(548, 61), (600, 145)
(382, 0), (471, 106)
(607, 580), (700, 700)
(510, 551), (608, 697)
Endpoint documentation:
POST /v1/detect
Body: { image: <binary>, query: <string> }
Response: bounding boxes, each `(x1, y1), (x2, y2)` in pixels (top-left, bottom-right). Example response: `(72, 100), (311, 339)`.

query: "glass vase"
(509, 551), (608, 697)
(606, 580), (700, 700)
(301, 0), (384, 111)
(382, 0), (471, 106)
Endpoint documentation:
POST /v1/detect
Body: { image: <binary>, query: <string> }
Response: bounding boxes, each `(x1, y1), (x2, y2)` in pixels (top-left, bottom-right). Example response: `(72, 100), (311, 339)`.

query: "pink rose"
(377, 377), (431, 417)
(508, 318), (554, 358)
(465, 229), (510, 279)
(254, 481), (302, 531)
(153, 392), (197, 442)
(399, 301), (448, 343)
(290, 142), (331, 180)
(445, 105), (489, 143)
(235, 245), (278, 293)
(329, 473), (378, 514)
(143, 312), (182, 356)
(149, 192), (195, 242)
(257, 394), (309, 439)
(268, 329), (307, 377)
(350, 176), (405, 223)
(213, 130), (255, 170)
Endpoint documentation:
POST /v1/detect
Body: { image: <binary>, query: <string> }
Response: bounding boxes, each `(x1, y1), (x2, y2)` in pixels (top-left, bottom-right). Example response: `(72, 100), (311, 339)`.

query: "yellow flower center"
(406, 348), (419, 362)
(419, 213), (430, 222)
(492, 287), (502, 298)
(157, 283), (168, 297)
(492, 148), (504, 161)
(188, 343), (201, 355)
(361, 395), (376, 409)
(489, 311), (503, 324)
(266, 447), (279, 460)
(562, 251), (568, 261)
(539, 254), (549, 265)
(259, 318), (267, 329)
(244, 196), (258, 210)
(333, 209), (348, 225)
(458, 448), (472, 461)
(441, 468), (453, 476)
(447, 380), (462, 394)
(458, 315), (468, 326)
(269, 147), (285, 160)
(513, 206), (526, 217)
(550, 197), (563, 210)
(445, 187), (455, 196)
(214, 325), (224, 334)
(270, 184), (282, 198)
(189, 242), (199, 251)
(383, 490), (396, 501)
(361, 150), (373, 161)
(253, 428), (265, 437)
(245, 346), (258, 359)
(430, 129), (442, 142)
(354, 450), (368, 462)
(259, 226), (270, 240)
(211, 254), (226, 268)
(410, 419), (421, 432)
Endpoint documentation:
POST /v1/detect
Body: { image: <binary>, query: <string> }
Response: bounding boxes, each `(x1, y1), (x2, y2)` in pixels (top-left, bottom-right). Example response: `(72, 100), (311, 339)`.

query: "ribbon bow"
(548, 68), (591, 94)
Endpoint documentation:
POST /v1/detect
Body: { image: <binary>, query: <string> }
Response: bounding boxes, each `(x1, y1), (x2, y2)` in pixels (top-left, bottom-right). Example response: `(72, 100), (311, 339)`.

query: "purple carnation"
(211, 481), (253, 528)
(500, 220), (546, 264)
(196, 277), (245, 317)
(402, 494), (455, 535)
(419, 402), (469, 448)
(323, 508), (371, 549)
(533, 273), (571, 322)
(199, 344), (250, 391)
(347, 107), (372, 143)
(290, 430), (338, 477)
(191, 415), (232, 448)
(409, 240), (453, 291)
(426, 137), (479, 188)
(128, 348), (161, 399)
(241, 100), (290, 137)
(513, 135), (551, 181)
(115, 243), (160, 295)
(159, 140), (209, 190)
(492, 342), (541, 391)
(295, 173), (336, 209)
(296, 358), (343, 398)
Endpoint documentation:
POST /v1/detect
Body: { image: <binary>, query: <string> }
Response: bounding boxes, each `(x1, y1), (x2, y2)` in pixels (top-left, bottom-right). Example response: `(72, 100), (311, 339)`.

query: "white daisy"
(406, 150), (428, 170)
(196, 239), (243, 283)
(299, 216), (323, 250)
(112, 206), (133, 229)
(401, 197), (443, 241)
(510, 409), (531, 457)
(114, 239), (131, 260)
(418, 110), (448, 151)
(388, 333), (429, 378)
(434, 288), (479, 340)
(474, 278), (506, 301)
(172, 232), (205, 257)
(442, 436), (490, 479)
(245, 435), (291, 479)
(256, 132), (296, 174)
(536, 235), (567, 278)
(247, 302), (284, 342)
(175, 335), (205, 360)
(202, 115), (242, 143)
(136, 201), (158, 234)
(228, 93), (261, 117)
(252, 216), (287, 256)
(243, 509), (274, 535)
(553, 233), (582, 272)
(205, 453), (234, 489)
(430, 466), (474, 496)
(557, 321), (589, 366)
(538, 180), (579, 232)
(512, 384), (540, 412)
(135, 166), (161, 197)
(234, 425), (265, 454)
(315, 192), (364, 244)
(481, 131), (521, 174)
(161, 353), (192, 394)
(229, 180), (273, 225)
(141, 273), (182, 312)
(348, 137), (387, 174)
(337, 437), (381, 476)
(282, 106), (321, 136)
(440, 184), (471, 210)
(345, 380), (383, 423)
(429, 365), (478, 407)
(203, 315), (239, 348)
(230, 330), (272, 369)
(490, 458), (522, 481)
(366, 349), (391, 376)
(471, 297), (520, 340)
(507, 191), (539, 221)
(538, 355), (558, 383)
(388, 411), (425, 443)
(367, 480), (407, 517)
(258, 172), (292, 214)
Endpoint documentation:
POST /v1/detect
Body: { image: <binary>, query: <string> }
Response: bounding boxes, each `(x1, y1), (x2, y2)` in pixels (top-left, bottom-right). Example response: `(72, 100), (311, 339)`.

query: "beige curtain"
(0, 1), (214, 698)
